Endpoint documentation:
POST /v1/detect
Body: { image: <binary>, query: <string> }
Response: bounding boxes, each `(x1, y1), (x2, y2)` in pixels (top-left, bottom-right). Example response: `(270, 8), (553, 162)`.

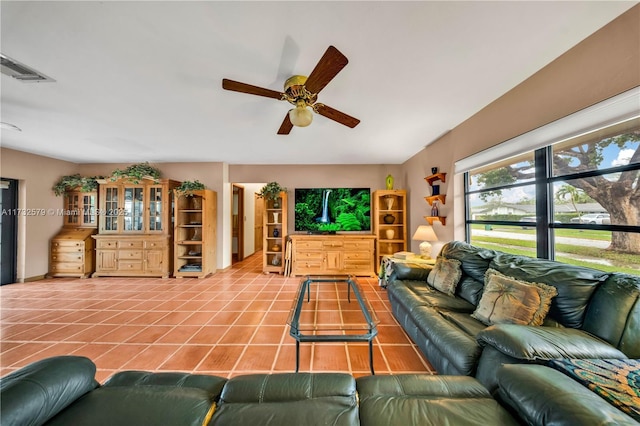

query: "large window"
(465, 119), (640, 276)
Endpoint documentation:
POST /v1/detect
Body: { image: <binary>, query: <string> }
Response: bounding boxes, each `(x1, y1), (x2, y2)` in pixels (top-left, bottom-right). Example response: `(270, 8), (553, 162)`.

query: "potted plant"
(52, 174), (101, 196)
(176, 180), (205, 197)
(258, 182), (287, 208)
(110, 162), (161, 183)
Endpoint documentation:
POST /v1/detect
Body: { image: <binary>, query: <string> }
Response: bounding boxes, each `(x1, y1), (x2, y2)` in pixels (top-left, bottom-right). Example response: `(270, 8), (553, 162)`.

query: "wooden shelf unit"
(372, 190), (407, 272)
(424, 171), (447, 226)
(263, 192), (287, 274)
(174, 189), (217, 278)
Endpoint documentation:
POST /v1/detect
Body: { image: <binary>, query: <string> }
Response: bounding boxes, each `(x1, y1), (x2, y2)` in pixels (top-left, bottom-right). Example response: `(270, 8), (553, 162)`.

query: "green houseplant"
(110, 162), (161, 183)
(258, 182), (287, 207)
(176, 180), (205, 197)
(52, 174), (100, 196)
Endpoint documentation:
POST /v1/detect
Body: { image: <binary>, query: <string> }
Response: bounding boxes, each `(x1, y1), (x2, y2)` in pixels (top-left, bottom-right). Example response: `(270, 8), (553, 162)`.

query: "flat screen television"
(294, 188), (371, 232)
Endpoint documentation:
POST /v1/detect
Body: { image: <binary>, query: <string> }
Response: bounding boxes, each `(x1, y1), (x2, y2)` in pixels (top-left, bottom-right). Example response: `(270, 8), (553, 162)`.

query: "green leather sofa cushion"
(489, 251), (608, 328)
(0, 356), (98, 426)
(210, 373), (359, 426)
(497, 364), (639, 426)
(389, 279), (476, 313)
(477, 324), (627, 361)
(357, 374), (518, 426)
(46, 371), (227, 426)
(440, 241), (496, 305)
(583, 272), (640, 357)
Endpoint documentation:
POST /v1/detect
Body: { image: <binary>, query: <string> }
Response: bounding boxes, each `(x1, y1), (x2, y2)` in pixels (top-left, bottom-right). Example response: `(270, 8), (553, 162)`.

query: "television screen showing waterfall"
(294, 188), (371, 232)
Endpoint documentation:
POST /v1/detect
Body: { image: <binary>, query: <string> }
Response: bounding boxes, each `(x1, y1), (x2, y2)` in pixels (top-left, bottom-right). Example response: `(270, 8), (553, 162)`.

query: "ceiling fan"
(222, 46), (360, 135)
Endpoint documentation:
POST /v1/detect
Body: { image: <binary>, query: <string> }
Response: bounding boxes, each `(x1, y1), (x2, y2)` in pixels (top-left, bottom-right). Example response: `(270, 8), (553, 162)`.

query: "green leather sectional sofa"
(2, 355), (637, 425)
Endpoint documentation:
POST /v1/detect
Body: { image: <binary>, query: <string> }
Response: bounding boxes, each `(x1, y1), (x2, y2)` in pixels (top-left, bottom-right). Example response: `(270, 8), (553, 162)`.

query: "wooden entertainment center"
(288, 234), (376, 277)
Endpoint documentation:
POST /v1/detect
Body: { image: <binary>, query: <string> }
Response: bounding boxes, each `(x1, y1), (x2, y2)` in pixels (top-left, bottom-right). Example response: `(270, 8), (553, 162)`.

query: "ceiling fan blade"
(314, 104), (360, 128)
(304, 46), (348, 94)
(222, 79), (283, 100)
(277, 113), (293, 135)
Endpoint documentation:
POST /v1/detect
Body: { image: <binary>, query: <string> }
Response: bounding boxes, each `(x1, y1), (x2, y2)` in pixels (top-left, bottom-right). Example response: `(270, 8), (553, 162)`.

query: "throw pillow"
(485, 269), (558, 326)
(426, 257), (462, 296)
(472, 270), (557, 326)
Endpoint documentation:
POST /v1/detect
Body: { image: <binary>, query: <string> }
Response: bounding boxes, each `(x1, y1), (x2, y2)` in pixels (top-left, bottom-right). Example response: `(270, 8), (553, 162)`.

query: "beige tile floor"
(1, 252), (433, 383)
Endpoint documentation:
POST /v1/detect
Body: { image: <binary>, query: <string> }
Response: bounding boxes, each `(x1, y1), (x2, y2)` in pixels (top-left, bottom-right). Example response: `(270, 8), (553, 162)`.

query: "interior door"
(254, 194), (264, 252)
(232, 184), (244, 263)
(1, 178), (18, 285)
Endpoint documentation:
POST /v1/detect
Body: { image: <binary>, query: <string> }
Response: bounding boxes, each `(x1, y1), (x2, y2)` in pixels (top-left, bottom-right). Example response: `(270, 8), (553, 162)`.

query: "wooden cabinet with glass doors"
(92, 177), (179, 278)
(48, 188), (98, 278)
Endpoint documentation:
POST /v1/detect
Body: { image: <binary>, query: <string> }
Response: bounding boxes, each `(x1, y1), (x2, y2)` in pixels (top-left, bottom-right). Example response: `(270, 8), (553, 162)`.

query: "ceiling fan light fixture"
(289, 103), (313, 127)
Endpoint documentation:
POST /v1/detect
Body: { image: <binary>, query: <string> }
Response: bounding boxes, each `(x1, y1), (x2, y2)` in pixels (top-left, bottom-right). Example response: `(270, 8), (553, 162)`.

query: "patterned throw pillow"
(426, 257), (462, 296)
(472, 269), (558, 326)
(485, 269), (558, 326)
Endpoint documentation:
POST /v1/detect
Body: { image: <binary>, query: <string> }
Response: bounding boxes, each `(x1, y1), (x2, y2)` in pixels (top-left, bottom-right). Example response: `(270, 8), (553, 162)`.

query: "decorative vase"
(385, 174), (394, 190)
(191, 227), (202, 241)
(432, 185), (440, 196)
(431, 201), (439, 217)
(273, 228), (279, 237)
(383, 214), (396, 224)
(384, 196), (394, 210)
(271, 255), (281, 266)
(385, 229), (395, 239)
(431, 167), (438, 175)
(272, 244), (281, 252)
(273, 212), (279, 224)
(191, 197), (202, 210)
(273, 198), (280, 209)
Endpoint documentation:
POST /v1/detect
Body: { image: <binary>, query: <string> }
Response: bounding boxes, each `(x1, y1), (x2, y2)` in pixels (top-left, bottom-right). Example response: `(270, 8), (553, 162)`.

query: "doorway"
(232, 184), (244, 264)
(1, 178), (18, 285)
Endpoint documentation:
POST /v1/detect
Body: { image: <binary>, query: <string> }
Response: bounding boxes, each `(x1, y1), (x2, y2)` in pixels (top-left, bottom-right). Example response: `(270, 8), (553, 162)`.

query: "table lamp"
(412, 225), (438, 258)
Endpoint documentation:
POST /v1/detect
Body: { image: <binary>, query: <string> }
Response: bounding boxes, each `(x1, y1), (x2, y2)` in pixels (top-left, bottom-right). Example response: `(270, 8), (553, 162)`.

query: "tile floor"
(1, 253), (433, 383)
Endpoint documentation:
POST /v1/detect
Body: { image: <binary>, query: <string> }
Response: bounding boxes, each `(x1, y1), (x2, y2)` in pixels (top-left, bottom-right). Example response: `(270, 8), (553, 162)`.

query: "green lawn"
(471, 231), (640, 276)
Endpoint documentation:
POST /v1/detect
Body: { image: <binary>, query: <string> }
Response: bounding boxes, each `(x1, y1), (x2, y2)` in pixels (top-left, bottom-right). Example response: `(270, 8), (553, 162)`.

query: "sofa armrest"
(390, 262), (433, 283)
(0, 356), (98, 426)
(477, 324), (627, 361)
(497, 364), (638, 426)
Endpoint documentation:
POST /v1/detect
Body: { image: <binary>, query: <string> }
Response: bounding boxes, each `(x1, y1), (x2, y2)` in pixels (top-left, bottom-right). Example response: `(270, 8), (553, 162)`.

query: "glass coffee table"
(287, 275), (379, 374)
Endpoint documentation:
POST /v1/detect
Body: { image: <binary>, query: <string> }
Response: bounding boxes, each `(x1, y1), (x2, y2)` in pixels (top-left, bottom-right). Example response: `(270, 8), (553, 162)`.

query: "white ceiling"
(0, 1), (635, 165)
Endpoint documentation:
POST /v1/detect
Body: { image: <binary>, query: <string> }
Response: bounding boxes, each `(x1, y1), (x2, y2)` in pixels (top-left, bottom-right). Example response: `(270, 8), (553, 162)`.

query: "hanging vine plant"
(175, 180), (206, 197)
(52, 174), (101, 196)
(110, 162), (161, 184)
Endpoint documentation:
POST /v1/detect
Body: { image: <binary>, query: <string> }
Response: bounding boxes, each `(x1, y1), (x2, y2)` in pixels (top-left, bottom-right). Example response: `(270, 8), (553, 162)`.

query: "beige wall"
(3, 6), (638, 279)
(0, 148), (78, 280)
(404, 5), (640, 254)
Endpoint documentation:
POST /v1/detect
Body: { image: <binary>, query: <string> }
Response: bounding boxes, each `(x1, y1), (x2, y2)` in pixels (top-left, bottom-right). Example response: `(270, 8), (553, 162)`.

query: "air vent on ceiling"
(0, 53), (55, 83)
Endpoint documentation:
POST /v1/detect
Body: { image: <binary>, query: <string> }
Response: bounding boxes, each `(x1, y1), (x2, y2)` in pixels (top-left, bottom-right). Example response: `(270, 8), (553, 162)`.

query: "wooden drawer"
(323, 240), (344, 248)
(344, 259), (372, 269)
(344, 251), (370, 261)
(97, 240), (118, 249)
(296, 240), (324, 250)
(119, 250), (143, 260)
(50, 263), (84, 272)
(118, 260), (144, 271)
(296, 261), (324, 272)
(296, 251), (323, 261)
(52, 245), (83, 254)
(51, 240), (84, 248)
(51, 252), (84, 263)
(118, 240), (144, 249)
(145, 240), (166, 249)
(344, 241), (372, 250)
